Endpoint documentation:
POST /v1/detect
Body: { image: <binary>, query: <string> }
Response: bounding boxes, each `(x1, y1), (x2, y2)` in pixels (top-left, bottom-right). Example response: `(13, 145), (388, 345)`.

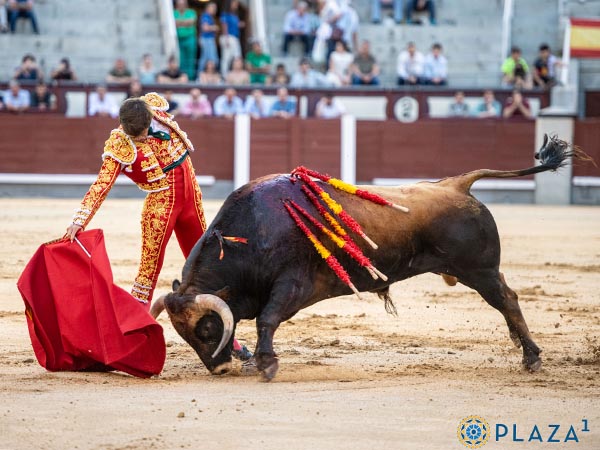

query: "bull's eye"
(194, 315), (223, 344)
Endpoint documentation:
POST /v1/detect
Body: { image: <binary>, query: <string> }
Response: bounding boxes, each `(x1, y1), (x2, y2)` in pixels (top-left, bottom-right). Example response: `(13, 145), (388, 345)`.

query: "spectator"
(0, 92), (4, 110)
(29, 81), (56, 111)
(290, 57), (329, 88)
(350, 40), (380, 86)
(246, 40), (272, 84)
(315, 93), (345, 119)
(106, 58), (133, 84)
(397, 41), (425, 85)
(3, 80), (30, 112)
(225, 56), (250, 85)
(371, 0), (403, 24)
(180, 88), (213, 119)
(406, 0), (436, 25)
(13, 53), (42, 81)
(476, 90), (501, 118)
(8, 0), (39, 34)
(198, 2), (219, 79)
(270, 87), (296, 119)
(270, 63), (290, 86)
(138, 54), (157, 85)
(448, 91), (469, 117)
(326, 40), (353, 86)
(88, 84), (118, 118)
(51, 57), (77, 81)
(244, 89), (270, 119)
(282, 1), (312, 57)
(197, 59), (223, 85)
(163, 89), (180, 115)
(213, 87), (244, 118)
(126, 80), (144, 98)
(219, 0), (244, 76)
(503, 89), (532, 119)
(157, 56), (189, 84)
(174, 0), (198, 80)
(339, 1), (359, 52)
(424, 42), (447, 85)
(533, 43), (560, 89)
(316, 0), (343, 62)
(0, 0), (7, 33)
(501, 46), (532, 89)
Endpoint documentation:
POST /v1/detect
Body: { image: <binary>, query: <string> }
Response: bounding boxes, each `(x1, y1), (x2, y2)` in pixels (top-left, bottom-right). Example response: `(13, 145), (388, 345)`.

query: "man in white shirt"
(4, 80), (30, 113)
(397, 41), (425, 85)
(88, 85), (119, 117)
(213, 87), (244, 119)
(315, 94), (345, 119)
(290, 57), (330, 88)
(282, 1), (312, 56)
(423, 42), (447, 85)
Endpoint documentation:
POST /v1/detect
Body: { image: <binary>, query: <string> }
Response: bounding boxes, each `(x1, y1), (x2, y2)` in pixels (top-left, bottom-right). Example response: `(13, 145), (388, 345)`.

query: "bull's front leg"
(255, 318), (280, 381)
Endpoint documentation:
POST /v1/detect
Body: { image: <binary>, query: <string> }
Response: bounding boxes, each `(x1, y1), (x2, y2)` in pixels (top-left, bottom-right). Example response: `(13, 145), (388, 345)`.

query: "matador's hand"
(65, 224), (83, 242)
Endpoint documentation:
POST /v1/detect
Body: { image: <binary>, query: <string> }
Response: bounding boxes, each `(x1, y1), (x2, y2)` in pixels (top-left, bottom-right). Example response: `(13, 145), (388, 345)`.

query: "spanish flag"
(570, 18), (600, 58)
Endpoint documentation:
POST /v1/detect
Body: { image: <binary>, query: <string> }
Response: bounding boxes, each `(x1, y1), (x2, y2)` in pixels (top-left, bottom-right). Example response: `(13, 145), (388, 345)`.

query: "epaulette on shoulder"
(141, 92), (170, 112)
(102, 129), (137, 165)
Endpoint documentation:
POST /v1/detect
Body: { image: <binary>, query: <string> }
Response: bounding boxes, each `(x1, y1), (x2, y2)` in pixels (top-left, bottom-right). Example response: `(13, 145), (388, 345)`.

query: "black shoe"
(232, 344), (253, 361)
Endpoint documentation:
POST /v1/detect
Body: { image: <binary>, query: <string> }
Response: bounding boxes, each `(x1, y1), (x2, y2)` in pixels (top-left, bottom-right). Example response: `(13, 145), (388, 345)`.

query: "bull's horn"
(194, 294), (234, 359)
(150, 295), (166, 319)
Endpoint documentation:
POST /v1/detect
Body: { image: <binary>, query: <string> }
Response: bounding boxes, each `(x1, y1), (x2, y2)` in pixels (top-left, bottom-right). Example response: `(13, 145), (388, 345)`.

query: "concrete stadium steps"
(265, 0), (504, 86)
(0, 0), (166, 83)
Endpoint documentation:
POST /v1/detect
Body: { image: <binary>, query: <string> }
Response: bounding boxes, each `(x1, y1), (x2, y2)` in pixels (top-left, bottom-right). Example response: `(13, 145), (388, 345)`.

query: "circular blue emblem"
(457, 415), (490, 449)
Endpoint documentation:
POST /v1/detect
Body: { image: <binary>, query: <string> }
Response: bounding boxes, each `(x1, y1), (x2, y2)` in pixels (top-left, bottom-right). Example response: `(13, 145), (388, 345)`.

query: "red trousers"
(132, 158), (206, 304)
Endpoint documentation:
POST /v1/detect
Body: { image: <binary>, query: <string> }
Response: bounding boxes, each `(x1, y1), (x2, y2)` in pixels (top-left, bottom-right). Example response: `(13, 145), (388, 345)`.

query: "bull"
(152, 135), (587, 380)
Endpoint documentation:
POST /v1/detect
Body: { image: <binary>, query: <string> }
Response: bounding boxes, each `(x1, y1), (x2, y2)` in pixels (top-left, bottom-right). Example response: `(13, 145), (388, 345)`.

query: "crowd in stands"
(0, 0), (557, 120)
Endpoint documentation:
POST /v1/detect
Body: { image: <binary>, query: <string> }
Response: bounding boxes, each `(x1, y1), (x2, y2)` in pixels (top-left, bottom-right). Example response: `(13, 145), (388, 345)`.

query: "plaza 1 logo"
(457, 416), (591, 448)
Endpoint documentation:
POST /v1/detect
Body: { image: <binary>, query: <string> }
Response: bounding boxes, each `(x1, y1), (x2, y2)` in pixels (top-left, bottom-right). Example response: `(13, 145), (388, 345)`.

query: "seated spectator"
(424, 42), (447, 85)
(138, 53), (157, 85)
(371, 0), (403, 24)
(397, 41), (425, 85)
(126, 80), (144, 98)
(197, 59), (223, 85)
(501, 46), (532, 89)
(13, 53), (42, 81)
(0, 92), (4, 110)
(246, 41), (272, 84)
(213, 87), (244, 119)
(315, 93), (345, 119)
(476, 90), (501, 118)
(51, 57), (77, 81)
(88, 84), (118, 117)
(448, 91), (469, 117)
(503, 89), (532, 119)
(326, 40), (353, 86)
(282, 1), (312, 57)
(8, 0), (39, 34)
(225, 56), (250, 85)
(244, 89), (270, 119)
(290, 57), (329, 88)
(350, 40), (380, 86)
(3, 80), (30, 112)
(270, 63), (290, 86)
(106, 58), (134, 84)
(163, 89), (179, 115)
(0, 0), (7, 33)
(29, 81), (56, 111)
(533, 43), (560, 89)
(157, 56), (189, 84)
(270, 87), (296, 119)
(180, 88), (213, 119)
(406, 0), (436, 25)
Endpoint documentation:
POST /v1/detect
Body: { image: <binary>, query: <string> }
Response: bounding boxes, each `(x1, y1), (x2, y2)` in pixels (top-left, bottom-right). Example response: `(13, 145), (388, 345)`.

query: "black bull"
(151, 135), (587, 380)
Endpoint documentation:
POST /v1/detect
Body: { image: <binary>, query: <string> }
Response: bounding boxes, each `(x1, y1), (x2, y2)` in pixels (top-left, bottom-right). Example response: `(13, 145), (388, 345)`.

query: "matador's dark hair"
(119, 98), (152, 137)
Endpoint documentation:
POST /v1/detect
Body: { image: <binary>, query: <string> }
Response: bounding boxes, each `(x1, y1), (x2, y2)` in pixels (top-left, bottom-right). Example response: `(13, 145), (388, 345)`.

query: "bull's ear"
(214, 286), (231, 302)
(542, 133), (549, 149)
(172, 279), (181, 291)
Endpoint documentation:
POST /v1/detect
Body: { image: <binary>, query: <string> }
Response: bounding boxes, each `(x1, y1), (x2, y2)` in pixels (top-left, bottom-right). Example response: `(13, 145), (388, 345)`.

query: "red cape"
(17, 229), (166, 378)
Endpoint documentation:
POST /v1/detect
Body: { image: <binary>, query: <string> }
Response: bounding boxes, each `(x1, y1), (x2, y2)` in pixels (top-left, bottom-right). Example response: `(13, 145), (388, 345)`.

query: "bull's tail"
(455, 134), (595, 192)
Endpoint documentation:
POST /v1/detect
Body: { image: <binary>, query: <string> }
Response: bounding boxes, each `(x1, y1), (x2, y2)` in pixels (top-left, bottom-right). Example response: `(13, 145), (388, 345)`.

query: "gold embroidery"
(102, 129), (136, 164)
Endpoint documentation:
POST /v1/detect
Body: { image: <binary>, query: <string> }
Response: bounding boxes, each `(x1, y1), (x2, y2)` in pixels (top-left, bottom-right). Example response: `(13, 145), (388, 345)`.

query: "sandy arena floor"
(0, 198), (599, 450)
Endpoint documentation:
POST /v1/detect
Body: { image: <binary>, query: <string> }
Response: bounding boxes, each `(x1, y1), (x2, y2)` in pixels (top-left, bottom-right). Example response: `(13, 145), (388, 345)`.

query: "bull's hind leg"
(461, 269), (542, 372)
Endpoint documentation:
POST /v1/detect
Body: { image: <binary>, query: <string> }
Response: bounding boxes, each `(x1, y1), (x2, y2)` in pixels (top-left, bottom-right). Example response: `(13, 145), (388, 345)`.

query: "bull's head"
(151, 281), (234, 375)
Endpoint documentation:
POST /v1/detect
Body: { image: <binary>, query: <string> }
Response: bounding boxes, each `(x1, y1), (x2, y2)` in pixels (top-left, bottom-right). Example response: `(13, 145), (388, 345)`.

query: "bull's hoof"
(260, 360), (279, 382)
(523, 357), (542, 372)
